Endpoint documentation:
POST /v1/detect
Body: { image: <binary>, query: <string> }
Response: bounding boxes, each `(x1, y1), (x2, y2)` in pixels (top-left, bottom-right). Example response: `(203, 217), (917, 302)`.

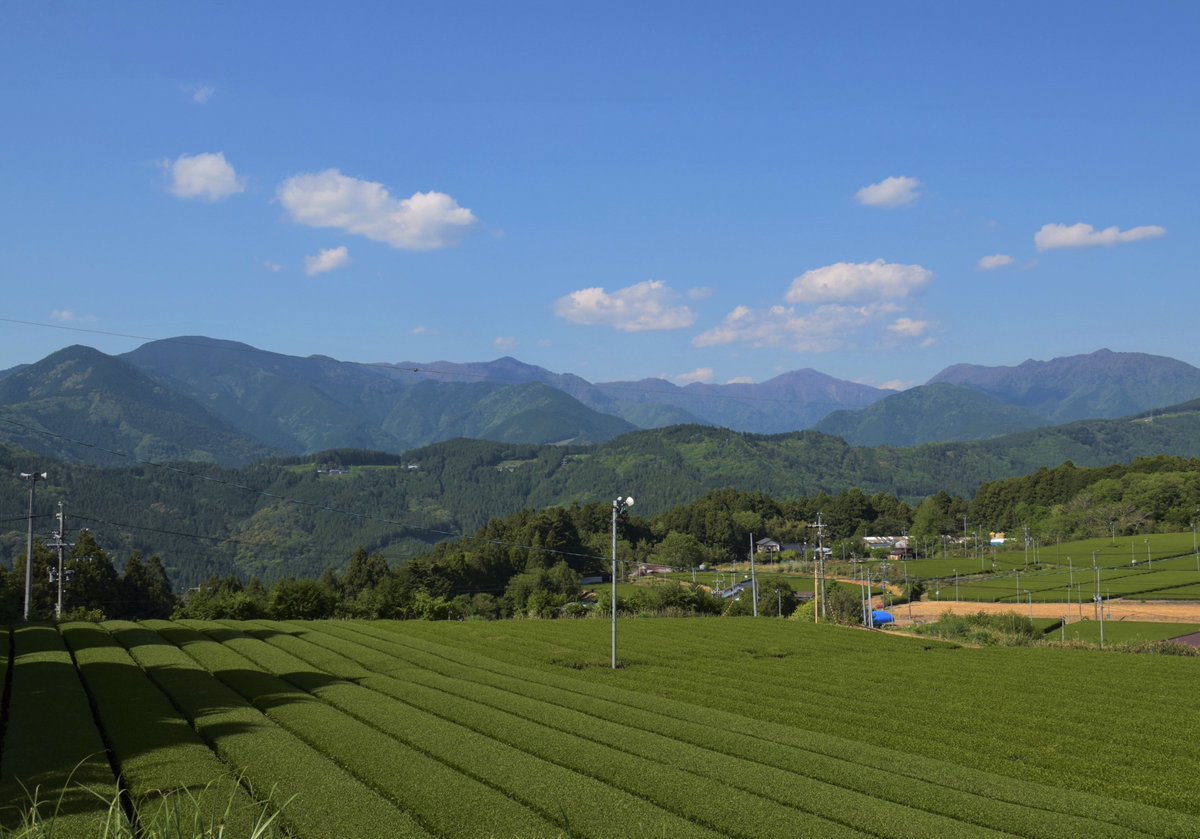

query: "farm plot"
(391, 618), (1200, 826)
(57, 622), (267, 835)
(939, 558), (1200, 603)
(0, 625), (120, 837)
(3, 618), (1200, 838)
(1056, 621), (1200, 644)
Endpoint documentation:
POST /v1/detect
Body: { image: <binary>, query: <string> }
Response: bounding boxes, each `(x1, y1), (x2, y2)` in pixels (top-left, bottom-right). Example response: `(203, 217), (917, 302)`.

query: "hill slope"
(7, 401), (1200, 584)
(814, 382), (1049, 445)
(120, 338), (636, 453)
(929, 348), (1200, 422)
(0, 345), (275, 466)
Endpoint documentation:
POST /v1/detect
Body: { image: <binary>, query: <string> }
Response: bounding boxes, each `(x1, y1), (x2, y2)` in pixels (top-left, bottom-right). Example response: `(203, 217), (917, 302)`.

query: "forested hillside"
(5, 399), (1200, 590)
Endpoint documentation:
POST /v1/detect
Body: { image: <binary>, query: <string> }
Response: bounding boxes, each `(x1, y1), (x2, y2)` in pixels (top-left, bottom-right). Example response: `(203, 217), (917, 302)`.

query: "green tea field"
(2, 618), (1199, 838)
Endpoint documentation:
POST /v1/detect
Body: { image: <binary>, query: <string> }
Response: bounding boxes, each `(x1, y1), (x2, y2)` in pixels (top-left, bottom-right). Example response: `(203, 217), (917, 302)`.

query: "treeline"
(9, 453), (1200, 622)
(0, 530), (175, 622)
(6, 432), (1200, 597)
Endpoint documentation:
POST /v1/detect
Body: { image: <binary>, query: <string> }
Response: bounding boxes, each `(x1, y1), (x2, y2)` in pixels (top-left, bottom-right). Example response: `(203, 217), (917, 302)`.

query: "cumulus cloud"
(494, 336), (517, 350)
(277, 169), (478, 251)
(554, 280), (696, 332)
(785, 259), (931, 304)
(693, 302), (901, 353)
(725, 376), (754, 385)
(165, 152), (244, 201)
(304, 246), (350, 276)
(977, 254), (1014, 271)
(1034, 222), (1166, 252)
(856, 176), (921, 208)
(674, 367), (714, 385)
(49, 309), (96, 323)
(887, 317), (928, 337)
(687, 286), (714, 301)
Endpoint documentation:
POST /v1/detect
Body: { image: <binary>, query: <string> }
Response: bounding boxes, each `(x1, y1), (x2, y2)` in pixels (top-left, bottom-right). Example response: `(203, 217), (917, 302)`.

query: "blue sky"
(2, 2), (1196, 389)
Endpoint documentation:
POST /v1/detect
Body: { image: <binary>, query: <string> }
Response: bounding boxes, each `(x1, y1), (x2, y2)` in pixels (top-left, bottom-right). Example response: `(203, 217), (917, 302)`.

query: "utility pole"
(47, 501), (72, 619)
(811, 513), (826, 621)
(611, 495), (634, 670)
(904, 561), (912, 622)
(749, 533), (758, 618)
(20, 471), (47, 621)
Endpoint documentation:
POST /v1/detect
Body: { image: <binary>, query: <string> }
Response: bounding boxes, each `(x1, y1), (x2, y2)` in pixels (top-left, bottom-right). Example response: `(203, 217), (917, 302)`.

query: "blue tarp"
(871, 610), (895, 627)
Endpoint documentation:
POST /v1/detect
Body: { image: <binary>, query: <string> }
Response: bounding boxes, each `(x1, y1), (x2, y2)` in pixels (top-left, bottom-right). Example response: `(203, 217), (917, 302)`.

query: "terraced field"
(2, 618), (1200, 837)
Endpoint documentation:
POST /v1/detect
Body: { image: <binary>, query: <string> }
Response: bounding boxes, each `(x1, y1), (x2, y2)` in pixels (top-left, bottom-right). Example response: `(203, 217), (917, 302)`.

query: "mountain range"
(3, 338), (1200, 466)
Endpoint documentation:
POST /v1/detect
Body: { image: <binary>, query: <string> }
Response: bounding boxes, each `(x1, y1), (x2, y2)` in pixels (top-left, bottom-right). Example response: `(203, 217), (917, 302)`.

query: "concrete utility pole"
(611, 495), (634, 670)
(814, 513), (826, 620)
(47, 501), (70, 619)
(21, 471), (47, 621)
(749, 533), (758, 618)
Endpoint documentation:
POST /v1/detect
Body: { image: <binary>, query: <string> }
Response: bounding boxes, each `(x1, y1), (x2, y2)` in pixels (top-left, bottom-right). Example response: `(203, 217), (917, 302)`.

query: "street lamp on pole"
(611, 495), (634, 670)
(20, 471), (47, 621)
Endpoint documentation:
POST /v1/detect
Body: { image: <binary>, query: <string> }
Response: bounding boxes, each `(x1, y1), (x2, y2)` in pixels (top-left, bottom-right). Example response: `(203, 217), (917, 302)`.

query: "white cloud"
(165, 152), (244, 201)
(856, 176), (921, 208)
(188, 84), (216, 104)
(921, 337), (937, 348)
(674, 367), (714, 385)
(410, 325), (435, 336)
(261, 260), (283, 273)
(554, 280), (696, 332)
(687, 286), (714, 301)
(277, 169), (478, 251)
(49, 309), (95, 323)
(1034, 222), (1166, 252)
(977, 254), (1014, 271)
(304, 246), (350, 276)
(785, 259), (931, 304)
(692, 302), (900, 353)
(494, 336), (517, 350)
(725, 376), (754, 385)
(887, 317), (928, 337)
(879, 380), (912, 391)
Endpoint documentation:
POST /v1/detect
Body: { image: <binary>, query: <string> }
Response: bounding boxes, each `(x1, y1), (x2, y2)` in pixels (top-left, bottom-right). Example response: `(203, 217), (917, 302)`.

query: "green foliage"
(0, 626), (117, 837)
(57, 623), (268, 834)
(815, 382), (1049, 446)
(107, 621), (427, 838)
(913, 610), (1043, 646)
(268, 578), (336, 619)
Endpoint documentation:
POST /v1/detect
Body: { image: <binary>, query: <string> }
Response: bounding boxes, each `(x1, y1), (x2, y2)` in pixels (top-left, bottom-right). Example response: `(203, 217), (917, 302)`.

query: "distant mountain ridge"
(4, 338), (1200, 466)
(927, 348), (1200, 423)
(814, 382), (1050, 445)
(0, 345), (276, 466)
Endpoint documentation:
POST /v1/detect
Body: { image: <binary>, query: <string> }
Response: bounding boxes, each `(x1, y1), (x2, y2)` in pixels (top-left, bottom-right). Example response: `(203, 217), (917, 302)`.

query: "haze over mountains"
(3, 338), (1200, 466)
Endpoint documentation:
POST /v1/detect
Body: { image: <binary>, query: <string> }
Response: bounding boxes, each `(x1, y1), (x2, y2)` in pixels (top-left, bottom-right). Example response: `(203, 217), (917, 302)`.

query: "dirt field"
(886, 599), (1200, 626)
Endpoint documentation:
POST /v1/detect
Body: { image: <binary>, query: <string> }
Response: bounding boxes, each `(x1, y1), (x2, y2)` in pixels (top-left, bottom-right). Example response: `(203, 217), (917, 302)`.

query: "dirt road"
(886, 599), (1200, 626)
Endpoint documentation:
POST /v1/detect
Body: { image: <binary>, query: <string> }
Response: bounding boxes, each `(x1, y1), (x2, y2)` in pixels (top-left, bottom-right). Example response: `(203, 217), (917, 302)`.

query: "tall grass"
(1, 778), (289, 839)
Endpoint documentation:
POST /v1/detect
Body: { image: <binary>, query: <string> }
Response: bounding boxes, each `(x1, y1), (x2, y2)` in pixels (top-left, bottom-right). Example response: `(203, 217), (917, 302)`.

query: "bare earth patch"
(889, 599), (1200, 626)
